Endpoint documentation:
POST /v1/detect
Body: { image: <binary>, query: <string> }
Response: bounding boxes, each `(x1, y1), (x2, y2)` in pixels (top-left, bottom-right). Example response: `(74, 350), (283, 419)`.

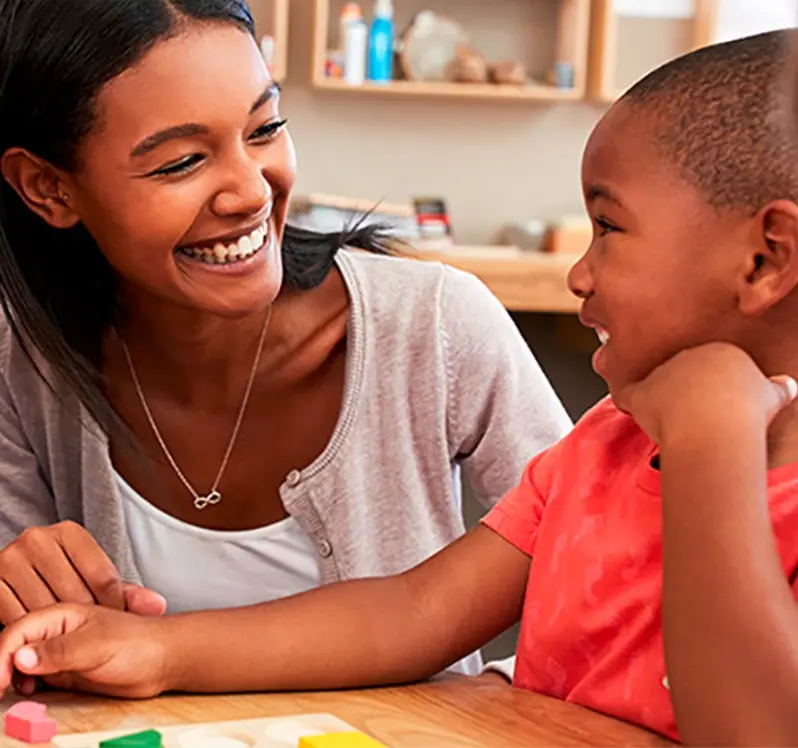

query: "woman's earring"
(58, 189), (69, 205)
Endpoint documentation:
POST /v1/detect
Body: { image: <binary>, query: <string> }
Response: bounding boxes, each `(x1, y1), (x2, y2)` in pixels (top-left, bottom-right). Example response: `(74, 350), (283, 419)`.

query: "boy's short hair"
(620, 30), (798, 212)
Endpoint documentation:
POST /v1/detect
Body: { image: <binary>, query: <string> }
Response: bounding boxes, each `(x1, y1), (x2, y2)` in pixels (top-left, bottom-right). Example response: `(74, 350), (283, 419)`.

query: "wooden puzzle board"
(3, 713), (360, 747)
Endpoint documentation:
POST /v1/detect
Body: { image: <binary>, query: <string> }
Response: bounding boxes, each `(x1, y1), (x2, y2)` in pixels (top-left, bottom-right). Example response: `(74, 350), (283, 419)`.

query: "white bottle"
(339, 2), (363, 51)
(344, 18), (367, 85)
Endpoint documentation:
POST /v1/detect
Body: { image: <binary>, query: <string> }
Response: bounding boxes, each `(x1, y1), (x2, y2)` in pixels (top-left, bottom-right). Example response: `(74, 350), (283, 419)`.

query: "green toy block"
(99, 728), (163, 747)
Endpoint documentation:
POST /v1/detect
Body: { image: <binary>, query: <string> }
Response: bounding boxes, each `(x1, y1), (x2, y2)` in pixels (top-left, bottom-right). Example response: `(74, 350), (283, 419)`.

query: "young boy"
(2, 29), (798, 747)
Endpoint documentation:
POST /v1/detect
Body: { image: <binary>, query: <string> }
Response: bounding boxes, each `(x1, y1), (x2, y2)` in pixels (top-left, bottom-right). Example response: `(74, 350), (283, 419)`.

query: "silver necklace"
(120, 309), (271, 510)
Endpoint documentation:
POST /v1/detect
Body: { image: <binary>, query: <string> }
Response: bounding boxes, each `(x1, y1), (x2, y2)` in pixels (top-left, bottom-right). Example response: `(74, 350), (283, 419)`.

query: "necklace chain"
(120, 309), (271, 510)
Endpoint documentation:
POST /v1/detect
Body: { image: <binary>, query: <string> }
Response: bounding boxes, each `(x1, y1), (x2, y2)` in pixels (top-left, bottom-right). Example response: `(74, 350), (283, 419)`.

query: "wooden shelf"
(407, 248), (580, 314)
(312, 77), (583, 101)
(250, 0), (290, 83)
(311, 0), (591, 103)
(588, 0), (717, 102)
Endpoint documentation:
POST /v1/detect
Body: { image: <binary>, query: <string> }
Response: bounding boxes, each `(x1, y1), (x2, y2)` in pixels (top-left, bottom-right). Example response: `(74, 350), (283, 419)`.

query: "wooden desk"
(408, 249), (580, 314)
(3, 677), (671, 747)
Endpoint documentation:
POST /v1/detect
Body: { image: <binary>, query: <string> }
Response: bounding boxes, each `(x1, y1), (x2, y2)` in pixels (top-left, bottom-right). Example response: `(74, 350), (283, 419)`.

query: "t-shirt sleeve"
(439, 266), (572, 510)
(480, 454), (547, 557)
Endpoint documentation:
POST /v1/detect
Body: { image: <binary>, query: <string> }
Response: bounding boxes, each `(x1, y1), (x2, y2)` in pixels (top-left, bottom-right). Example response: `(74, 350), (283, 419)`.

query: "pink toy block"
(4, 700), (57, 743)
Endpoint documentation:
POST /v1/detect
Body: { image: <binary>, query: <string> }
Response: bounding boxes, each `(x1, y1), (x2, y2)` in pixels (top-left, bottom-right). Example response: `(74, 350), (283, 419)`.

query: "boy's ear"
(0, 148), (80, 229)
(739, 200), (798, 316)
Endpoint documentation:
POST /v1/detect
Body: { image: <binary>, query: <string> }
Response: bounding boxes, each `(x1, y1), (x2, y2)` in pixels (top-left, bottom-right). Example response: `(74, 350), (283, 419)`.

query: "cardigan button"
(285, 469), (301, 487)
(318, 539), (333, 558)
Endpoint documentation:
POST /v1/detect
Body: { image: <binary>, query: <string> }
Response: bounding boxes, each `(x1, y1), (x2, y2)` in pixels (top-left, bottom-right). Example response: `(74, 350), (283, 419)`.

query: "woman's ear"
(738, 200), (798, 316)
(1, 148), (80, 229)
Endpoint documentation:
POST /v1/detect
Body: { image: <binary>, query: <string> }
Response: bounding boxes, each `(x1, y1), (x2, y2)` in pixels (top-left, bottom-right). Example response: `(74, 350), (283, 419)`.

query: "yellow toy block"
(298, 731), (386, 747)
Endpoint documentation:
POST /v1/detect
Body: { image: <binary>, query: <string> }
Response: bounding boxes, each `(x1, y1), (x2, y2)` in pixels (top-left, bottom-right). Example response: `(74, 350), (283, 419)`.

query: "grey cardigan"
(0, 250), (571, 672)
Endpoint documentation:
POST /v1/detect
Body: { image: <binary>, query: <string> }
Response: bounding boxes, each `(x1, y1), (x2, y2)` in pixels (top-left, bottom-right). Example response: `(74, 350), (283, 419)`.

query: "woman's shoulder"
(337, 247), (538, 381)
(337, 248), (500, 322)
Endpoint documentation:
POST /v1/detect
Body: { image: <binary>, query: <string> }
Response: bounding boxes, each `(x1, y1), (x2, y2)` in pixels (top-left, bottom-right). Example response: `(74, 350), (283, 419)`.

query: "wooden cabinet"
(310, 0), (591, 102)
(249, 0), (290, 82)
(587, 0), (717, 102)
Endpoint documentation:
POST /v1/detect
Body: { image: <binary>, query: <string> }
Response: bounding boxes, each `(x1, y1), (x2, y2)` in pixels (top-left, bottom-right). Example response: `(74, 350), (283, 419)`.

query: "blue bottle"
(367, 0), (394, 83)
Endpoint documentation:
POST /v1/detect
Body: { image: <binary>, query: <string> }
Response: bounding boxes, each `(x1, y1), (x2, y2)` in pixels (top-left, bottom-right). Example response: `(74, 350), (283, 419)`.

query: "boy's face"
(568, 102), (749, 397)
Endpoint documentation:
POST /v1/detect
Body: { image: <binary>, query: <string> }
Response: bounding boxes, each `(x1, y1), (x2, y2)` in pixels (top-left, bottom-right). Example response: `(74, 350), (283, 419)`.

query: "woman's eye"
(250, 118), (288, 142)
(145, 119), (288, 178)
(150, 154), (204, 177)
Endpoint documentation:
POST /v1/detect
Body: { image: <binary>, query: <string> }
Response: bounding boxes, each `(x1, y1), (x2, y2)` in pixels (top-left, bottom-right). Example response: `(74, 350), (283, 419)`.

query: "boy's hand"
(615, 342), (798, 444)
(0, 604), (168, 699)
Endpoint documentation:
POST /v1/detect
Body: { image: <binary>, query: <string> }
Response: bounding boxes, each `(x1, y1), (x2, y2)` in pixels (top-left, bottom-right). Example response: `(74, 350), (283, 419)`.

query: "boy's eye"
(250, 118), (288, 142)
(594, 216), (619, 237)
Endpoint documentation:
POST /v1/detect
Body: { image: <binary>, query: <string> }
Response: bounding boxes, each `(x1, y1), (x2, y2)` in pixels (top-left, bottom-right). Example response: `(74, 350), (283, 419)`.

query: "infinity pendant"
(194, 490), (222, 510)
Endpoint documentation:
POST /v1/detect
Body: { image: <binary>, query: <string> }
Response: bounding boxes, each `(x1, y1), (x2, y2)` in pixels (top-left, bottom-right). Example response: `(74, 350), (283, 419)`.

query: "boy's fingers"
(0, 605), (90, 690)
(14, 624), (104, 678)
(11, 671), (36, 696)
(768, 375), (798, 419)
(611, 382), (639, 416)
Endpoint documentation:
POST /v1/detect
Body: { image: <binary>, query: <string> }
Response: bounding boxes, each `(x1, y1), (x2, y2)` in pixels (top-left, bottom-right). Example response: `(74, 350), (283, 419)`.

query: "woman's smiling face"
(59, 21), (297, 318)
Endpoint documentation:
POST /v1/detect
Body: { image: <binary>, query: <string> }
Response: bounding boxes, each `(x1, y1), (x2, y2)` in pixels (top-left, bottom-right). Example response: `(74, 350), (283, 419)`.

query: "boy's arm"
(613, 343), (798, 745)
(616, 343), (798, 745)
(659, 406), (798, 745)
(163, 525), (529, 692)
(0, 525), (530, 696)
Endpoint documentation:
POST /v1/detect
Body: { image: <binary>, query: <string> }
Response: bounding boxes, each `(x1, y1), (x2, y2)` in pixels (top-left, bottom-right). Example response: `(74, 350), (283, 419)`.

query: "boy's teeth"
(180, 223), (269, 264)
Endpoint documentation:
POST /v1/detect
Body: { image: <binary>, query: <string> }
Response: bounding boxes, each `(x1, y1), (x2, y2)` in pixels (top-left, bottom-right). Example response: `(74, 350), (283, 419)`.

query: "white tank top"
(116, 472), (322, 614)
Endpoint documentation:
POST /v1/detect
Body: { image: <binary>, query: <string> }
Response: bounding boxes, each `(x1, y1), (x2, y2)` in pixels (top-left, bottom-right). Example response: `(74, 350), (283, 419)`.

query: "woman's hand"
(0, 521), (166, 624)
(0, 603), (169, 699)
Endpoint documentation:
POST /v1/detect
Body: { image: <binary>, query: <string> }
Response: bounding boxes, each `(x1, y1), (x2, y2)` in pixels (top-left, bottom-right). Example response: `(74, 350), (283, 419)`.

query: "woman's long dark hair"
(0, 0), (390, 438)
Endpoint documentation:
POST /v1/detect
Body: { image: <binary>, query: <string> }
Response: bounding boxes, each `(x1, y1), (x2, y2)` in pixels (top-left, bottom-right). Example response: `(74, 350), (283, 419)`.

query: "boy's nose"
(566, 252), (594, 299)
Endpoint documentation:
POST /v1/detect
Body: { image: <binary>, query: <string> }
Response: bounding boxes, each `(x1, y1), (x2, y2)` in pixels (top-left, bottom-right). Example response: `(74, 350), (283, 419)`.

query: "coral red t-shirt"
(482, 397), (798, 741)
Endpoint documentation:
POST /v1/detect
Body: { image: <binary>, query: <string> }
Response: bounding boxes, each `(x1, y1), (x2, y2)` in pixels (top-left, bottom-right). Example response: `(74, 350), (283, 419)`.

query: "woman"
(0, 0), (570, 682)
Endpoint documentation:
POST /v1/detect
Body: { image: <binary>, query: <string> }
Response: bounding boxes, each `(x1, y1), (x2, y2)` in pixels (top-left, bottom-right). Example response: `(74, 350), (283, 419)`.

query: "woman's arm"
(438, 267), (571, 510)
(0, 368), (164, 626)
(0, 371), (59, 547)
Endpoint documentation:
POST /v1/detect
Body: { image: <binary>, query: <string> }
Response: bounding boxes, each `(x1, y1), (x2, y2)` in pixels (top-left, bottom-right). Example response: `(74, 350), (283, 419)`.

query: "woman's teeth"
(178, 224), (268, 264)
(596, 328), (610, 345)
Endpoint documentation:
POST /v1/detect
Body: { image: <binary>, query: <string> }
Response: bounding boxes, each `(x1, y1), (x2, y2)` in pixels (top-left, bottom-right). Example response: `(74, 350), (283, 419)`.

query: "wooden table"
(2, 677), (672, 747)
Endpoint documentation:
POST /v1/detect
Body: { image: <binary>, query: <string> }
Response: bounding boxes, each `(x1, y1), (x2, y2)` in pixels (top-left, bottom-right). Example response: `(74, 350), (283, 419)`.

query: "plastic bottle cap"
(341, 2), (362, 20)
(373, 0), (393, 19)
